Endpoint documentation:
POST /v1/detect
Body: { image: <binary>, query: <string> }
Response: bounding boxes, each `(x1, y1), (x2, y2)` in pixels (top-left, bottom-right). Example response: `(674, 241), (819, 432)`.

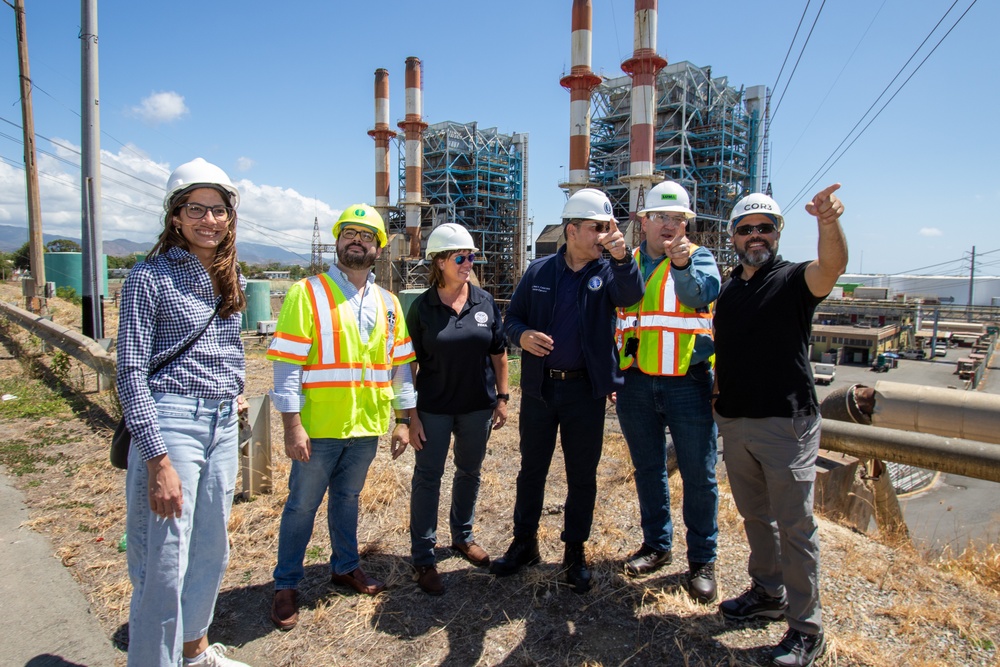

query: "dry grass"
(1, 281), (999, 666)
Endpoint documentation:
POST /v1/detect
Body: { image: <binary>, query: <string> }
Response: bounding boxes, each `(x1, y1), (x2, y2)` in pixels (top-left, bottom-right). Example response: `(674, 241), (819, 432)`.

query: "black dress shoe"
(563, 542), (591, 594)
(623, 544), (672, 576)
(686, 561), (718, 603)
(489, 535), (540, 577)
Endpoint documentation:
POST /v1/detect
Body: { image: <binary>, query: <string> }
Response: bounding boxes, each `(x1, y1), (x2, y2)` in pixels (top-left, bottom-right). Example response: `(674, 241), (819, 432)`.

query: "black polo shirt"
(714, 256), (825, 418)
(406, 284), (507, 415)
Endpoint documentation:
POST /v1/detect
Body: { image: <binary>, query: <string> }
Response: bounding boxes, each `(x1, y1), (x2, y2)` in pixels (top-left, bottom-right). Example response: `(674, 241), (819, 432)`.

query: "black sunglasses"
(452, 253), (476, 265)
(734, 222), (777, 236)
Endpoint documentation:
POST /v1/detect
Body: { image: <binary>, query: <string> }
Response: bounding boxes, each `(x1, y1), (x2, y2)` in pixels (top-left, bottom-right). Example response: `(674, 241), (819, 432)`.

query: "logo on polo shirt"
(475, 311), (489, 327)
(587, 276), (603, 291)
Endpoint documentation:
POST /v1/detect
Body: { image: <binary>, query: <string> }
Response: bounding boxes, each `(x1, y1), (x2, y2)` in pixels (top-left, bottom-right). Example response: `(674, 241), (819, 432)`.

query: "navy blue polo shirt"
(406, 284), (507, 414)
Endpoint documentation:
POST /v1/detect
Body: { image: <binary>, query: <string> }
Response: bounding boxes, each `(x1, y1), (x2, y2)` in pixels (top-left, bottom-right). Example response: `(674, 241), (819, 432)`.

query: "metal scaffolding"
(590, 61), (764, 269)
(391, 121), (526, 307)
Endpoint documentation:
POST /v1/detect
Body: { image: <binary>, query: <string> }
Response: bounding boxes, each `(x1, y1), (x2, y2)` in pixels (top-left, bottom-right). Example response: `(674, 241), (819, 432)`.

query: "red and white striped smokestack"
(398, 56), (428, 258)
(621, 0), (667, 220)
(560, 0), (602, 194)
(367, 68), (396, 221)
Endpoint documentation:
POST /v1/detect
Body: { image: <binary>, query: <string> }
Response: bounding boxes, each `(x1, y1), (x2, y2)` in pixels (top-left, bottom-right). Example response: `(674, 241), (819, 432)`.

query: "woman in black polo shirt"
(405, 223), (509, 595)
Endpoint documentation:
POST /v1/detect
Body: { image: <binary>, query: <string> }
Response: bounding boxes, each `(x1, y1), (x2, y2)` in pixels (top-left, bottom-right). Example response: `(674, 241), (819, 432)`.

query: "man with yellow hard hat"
(267, 204), (421, 630)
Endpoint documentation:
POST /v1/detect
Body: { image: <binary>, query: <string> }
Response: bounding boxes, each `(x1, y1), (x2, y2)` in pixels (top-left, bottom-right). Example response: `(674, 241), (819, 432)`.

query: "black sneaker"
(563, 542), (591, 594)
(686, 561), (718, 604)
(770, 628), (825, 667)
(489, 535), (541, 577)
(623, 544), (672, 576)
(719, 583), (787, 621)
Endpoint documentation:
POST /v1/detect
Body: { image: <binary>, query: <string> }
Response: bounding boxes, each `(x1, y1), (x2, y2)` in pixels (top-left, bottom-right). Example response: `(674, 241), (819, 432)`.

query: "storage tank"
(242, 280), (272, 331)
(46, 252), (108, 296)
(397, 288), (427, 319)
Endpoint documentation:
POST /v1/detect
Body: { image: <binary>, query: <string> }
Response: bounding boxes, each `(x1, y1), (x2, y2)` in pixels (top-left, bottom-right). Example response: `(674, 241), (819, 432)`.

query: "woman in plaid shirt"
(116, 158), (251, 667)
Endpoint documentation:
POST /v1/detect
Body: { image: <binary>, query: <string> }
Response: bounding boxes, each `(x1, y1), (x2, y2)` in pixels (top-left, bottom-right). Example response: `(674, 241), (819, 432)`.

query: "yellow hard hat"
(332, 204), (387, 247)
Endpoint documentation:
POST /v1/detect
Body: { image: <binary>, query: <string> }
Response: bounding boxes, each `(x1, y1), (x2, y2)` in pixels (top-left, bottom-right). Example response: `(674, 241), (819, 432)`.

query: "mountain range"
(0, 225), (309, 266)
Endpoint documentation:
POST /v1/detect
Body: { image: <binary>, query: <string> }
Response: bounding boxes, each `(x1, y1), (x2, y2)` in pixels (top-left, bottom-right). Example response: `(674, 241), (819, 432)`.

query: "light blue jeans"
(410, 408), (494, 566)
(273, 436), (378, 589)
(125, 394), (238, 667)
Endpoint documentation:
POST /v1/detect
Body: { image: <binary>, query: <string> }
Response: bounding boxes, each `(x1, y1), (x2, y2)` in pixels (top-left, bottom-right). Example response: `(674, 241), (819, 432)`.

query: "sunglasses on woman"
(452, 253), (477, 265)
(733, 222), (777, 236)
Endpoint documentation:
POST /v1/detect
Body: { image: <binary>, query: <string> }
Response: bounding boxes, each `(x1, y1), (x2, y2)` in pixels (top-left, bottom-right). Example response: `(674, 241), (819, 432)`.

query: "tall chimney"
(560, 0), (602, 194)
(398, 56), (427, 258)
(368, 68), (396, 223)
(621, 0), (667, 225)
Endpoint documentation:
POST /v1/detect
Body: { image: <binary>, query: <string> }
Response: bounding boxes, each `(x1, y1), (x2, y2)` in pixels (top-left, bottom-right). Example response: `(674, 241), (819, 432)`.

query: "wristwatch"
(396, 416), (411, 426)
(497, 393), (510, 402)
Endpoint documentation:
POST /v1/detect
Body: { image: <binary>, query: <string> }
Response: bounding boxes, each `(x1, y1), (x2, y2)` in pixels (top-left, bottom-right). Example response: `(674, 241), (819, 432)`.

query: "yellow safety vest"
(616, 246), (714, 376)
(266, 274), (416, 438)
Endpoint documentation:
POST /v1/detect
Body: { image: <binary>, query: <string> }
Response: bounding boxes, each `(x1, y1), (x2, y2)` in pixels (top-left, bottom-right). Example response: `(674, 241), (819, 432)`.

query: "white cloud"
(130, 91), (189, 125)
(0, 139), (337, 261)
(919, 227), (943, 237)
(235, 157), (255, 172)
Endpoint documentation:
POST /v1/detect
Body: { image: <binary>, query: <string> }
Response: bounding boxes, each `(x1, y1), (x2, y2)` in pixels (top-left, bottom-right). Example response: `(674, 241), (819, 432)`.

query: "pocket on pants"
(790, 465), (816, 483)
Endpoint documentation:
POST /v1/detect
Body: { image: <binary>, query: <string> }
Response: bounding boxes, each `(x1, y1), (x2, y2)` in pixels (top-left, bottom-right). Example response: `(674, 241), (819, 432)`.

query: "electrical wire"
(783, 0), (975, 211)
(766, 0), (827, 133)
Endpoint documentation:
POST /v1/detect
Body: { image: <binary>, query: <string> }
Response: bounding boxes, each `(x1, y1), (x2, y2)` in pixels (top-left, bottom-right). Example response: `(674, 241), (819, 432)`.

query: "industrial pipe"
(820, 420), (1000, 484)
(0, 300), (115, 380)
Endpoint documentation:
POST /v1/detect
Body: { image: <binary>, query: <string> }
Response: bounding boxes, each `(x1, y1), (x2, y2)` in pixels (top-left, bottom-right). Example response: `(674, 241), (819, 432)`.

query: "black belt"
(547, 368), (586, 380)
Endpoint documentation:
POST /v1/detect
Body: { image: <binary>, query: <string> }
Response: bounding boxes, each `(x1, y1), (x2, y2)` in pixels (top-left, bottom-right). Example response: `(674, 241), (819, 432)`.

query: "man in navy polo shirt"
(490, 188), (643, 593)
(714, 184), (848, 667)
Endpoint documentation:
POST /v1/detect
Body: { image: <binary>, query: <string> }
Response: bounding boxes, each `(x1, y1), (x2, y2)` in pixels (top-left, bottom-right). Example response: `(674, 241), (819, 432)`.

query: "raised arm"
(804, 183), (849, 298)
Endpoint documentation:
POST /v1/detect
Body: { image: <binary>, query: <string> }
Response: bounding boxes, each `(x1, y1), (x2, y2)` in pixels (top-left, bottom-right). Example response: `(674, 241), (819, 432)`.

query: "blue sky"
(0, 0), (995, 275)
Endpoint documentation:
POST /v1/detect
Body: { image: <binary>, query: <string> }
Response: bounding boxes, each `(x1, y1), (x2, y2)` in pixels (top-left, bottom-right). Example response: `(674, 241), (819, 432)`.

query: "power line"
(766, 0), (828, 133)
(783, 0), (976, 210)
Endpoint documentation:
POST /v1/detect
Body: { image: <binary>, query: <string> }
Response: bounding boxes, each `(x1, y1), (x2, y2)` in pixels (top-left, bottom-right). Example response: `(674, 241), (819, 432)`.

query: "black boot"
(563, 542), (591, 594)
(489, 535), (540, 577)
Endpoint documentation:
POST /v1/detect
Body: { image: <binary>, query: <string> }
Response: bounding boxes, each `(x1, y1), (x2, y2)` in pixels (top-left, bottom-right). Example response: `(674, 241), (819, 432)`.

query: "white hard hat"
(639, 181), (695, 219)
(425, 223), (478, 259)
(728, 192), (784, 235)
(561, 188), (614, 222)
(164, 158), (240, 211)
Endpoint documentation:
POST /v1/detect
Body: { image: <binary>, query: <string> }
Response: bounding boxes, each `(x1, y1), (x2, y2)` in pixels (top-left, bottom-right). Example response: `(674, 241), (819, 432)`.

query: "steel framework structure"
(591, 61), (763, 269)
(392, 121), (526, 307)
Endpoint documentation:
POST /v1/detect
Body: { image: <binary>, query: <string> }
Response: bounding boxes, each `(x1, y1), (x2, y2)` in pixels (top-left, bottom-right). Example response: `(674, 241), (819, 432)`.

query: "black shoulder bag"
(111, 299), (222, 469)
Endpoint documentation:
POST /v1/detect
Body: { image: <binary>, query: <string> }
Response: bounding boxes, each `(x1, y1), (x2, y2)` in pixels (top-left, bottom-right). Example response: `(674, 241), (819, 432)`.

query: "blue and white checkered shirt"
(116, 246), (246, 461)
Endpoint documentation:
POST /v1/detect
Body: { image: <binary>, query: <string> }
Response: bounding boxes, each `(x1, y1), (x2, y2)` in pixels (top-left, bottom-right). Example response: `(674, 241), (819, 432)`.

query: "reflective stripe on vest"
(616, 246), (713, 376)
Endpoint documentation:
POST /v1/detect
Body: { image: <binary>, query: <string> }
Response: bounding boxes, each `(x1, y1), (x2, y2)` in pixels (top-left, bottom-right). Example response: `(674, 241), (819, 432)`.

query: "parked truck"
(813, 362), (836, 385)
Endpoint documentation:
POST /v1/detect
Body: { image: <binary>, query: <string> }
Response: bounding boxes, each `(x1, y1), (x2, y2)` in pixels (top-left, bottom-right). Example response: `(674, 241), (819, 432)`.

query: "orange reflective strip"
(273, 331), (311, 344)
(318, 275), (342, 363)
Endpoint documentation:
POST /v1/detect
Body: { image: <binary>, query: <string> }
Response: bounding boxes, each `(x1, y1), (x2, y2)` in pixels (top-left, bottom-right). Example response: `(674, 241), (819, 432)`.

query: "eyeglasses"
(647, 212), (687, 225)
(340, 228), (377, 243)
(733, 222), (777, 236)
(573, 221), (610, 233)
(179, 203), (233, 222)
(452, 253), (477, 265)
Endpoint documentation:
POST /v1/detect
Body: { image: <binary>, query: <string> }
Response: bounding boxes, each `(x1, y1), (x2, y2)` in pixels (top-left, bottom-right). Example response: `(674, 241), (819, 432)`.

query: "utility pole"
(966, 245), (975, 322)
(13, 0), (46, 314)
(81, 0), (104, 340)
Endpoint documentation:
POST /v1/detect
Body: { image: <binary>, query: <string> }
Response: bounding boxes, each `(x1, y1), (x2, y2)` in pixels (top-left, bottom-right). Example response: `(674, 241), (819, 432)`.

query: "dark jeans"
(616, 364), (718, 562)
(410, 408), (494, 566)
(512, 376), (606, 543)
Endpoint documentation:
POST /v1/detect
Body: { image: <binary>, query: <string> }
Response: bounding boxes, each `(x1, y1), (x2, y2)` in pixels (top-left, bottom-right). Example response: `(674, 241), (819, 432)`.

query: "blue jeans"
(273, 436), (378, 589)
(513, 376), (606, 543)
(616, 365), (718, 563)
(125, 394), (238, 667)
(410, 408), (494, 566)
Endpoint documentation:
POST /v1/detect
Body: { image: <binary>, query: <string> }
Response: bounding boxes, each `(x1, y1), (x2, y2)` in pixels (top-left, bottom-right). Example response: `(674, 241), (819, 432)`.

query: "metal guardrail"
(0, 300), (115, 381)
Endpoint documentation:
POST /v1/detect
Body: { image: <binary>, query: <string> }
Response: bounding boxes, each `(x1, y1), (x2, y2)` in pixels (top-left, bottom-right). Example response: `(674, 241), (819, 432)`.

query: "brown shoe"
(330, 567), (385, 596)
(271, 589), (299, 630)
(415, 564), (445, 595)
(451, 541), (491, 567)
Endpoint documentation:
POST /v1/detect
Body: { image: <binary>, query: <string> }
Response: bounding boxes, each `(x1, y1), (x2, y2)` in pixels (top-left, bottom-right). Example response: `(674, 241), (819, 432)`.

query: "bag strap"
(148, 297), (222, 376)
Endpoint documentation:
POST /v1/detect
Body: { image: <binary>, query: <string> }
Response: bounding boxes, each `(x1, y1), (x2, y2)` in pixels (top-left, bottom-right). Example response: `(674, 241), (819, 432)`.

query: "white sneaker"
(187, 643), (251, 667)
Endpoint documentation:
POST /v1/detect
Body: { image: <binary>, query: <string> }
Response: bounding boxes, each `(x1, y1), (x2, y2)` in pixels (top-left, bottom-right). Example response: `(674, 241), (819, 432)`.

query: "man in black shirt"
(713, 184), (847, 667)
